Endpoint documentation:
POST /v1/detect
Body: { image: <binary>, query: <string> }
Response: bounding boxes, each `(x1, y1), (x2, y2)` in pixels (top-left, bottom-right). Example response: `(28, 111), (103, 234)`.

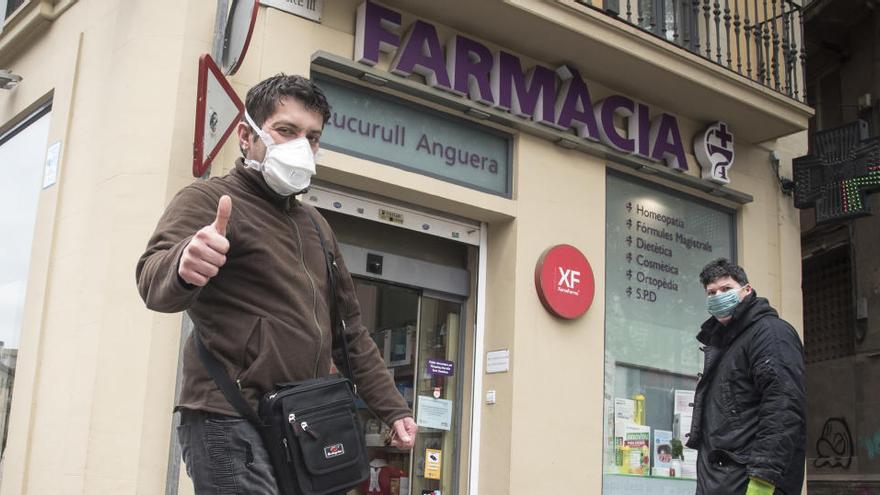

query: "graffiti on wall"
(814, 417), (854, 469)
(860, 431), (880, 461)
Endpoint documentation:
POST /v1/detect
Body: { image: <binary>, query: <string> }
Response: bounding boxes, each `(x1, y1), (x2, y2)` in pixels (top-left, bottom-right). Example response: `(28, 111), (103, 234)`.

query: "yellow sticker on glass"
(424, 449), (442, 480)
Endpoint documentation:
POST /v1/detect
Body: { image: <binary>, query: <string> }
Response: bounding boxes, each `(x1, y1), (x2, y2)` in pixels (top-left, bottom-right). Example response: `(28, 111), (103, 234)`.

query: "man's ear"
(236, 122), (252, 151)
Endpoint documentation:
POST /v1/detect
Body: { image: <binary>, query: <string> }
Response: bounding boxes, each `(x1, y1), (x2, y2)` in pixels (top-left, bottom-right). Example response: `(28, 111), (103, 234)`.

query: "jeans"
(177, 408), (279, 495)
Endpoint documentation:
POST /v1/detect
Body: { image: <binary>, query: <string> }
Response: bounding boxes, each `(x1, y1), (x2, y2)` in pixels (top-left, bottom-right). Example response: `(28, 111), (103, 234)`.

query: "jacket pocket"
(720, 377), (743, 427)
(237, 316), (266, 383)
(709, 449), (749, 489)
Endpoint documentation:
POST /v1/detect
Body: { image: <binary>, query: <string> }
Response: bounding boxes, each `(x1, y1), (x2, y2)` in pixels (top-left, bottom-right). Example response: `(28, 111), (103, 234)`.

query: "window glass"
(5, 0), (26, 18)
(603, 172), (735, 493)
(354, 280), (465, 495)
(411, 295), (462, 495)
(0, 107), (52, 458)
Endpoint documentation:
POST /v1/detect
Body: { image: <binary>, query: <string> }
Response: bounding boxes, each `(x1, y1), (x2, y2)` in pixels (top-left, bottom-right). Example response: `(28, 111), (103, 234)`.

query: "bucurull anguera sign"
(354, 1), (688, 172)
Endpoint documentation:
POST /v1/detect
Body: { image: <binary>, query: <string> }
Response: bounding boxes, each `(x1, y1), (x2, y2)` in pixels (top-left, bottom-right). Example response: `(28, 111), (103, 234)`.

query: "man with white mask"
(687, 258), (805, 495)
(136, 75), (416, 494)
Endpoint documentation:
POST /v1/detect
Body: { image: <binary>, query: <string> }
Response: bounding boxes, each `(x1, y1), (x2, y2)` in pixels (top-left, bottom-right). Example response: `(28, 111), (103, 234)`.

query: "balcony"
(579, 0), (806, 104)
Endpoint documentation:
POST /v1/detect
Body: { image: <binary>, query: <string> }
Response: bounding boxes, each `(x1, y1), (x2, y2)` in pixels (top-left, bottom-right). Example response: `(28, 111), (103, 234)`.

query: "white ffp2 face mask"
(243, 111), (317, 196)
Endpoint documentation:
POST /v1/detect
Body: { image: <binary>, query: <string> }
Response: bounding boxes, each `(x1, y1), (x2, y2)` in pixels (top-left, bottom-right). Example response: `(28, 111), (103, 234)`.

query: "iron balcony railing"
(579, 0), (806, 103)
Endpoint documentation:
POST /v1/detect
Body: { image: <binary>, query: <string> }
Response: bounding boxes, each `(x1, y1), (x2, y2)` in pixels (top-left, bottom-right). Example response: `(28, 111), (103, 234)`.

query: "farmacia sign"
(354, 1), (688, 172)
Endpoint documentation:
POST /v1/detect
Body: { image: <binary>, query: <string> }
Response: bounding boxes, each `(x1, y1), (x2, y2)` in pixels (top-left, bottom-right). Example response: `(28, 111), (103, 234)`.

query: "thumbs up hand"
(178, 195), (232, 287)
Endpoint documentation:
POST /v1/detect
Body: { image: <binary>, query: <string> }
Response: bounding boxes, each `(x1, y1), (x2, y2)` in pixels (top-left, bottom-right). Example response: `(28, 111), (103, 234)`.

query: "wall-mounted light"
(464, 107), (491, 120)
(0, 69), (22, 90)
(554, 137), (579, 150)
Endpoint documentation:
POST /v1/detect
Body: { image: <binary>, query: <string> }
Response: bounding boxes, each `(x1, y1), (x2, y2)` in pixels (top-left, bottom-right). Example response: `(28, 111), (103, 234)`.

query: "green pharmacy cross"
(793, 120), (880, 224)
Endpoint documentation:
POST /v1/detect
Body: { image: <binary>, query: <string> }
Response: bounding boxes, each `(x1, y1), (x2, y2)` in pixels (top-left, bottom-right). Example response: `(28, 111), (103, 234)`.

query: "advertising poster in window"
(605, 173), (735, 376)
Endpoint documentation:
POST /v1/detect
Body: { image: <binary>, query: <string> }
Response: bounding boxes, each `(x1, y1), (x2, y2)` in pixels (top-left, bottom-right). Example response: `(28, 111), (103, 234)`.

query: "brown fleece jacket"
(136, 160), (411, 426)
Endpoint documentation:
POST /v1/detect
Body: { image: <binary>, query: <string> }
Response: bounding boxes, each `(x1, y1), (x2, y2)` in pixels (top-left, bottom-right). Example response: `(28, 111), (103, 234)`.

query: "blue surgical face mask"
(706, 288), (742, 318)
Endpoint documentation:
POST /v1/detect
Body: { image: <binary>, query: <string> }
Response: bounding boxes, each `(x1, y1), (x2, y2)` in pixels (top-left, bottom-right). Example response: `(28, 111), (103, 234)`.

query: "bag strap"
(193, 327), (262, 424)
(304, 209), (355, 383)
(193, 206), (356, 425)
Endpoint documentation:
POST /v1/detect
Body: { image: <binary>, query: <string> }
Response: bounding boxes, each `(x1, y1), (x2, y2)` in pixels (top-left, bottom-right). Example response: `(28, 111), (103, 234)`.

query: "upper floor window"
(5, 0), (26, 19)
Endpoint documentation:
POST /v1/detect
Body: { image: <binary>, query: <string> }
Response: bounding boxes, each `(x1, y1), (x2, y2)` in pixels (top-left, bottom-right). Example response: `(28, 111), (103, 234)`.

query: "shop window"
(0, 104), (52, 459)
(354, 279), (465, 495)
(603, 172), (735, 493)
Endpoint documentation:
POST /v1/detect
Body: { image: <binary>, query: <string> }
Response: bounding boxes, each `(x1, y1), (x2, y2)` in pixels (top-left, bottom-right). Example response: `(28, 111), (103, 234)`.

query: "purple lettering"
(650, 113), (687, 171)
(391, 21), (452, 90)
(346, 117), (358, 133)
(553, 65), (599, 141)
(595, 95), (635, 153)
(491, 51), (556, 125)
(354, 1), (401, 66)
(447, 35), (495, 105)
(632, 103), (651, 158)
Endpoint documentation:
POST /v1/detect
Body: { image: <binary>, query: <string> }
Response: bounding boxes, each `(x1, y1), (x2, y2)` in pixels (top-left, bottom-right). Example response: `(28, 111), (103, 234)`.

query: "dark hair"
(699, 258), (749, 287)
(657, 444), (672, 455)
(244, 74), (331, 131)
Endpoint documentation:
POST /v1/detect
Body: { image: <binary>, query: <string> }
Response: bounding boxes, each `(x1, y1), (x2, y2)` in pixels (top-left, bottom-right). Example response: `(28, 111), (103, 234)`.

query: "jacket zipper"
(286, 214), (323, 378)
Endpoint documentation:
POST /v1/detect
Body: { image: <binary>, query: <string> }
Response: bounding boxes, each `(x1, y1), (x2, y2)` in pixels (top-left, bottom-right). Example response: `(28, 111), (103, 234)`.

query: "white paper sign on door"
(416, 396), (453, 431)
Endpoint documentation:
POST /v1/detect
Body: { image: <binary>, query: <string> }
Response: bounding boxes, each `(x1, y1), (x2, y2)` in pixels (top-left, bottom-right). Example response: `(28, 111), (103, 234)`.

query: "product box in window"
(673, 412), (693, 442)
(674, 389), (695, 416)
(681, 448), (698, 479)
(623, 423), (651, 475)
(614, 398), (635, 422)
(652, 429), (673, 476)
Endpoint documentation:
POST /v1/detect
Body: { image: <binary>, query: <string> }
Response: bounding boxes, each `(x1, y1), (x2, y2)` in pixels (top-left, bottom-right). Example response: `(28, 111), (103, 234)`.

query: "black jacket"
(687, 292), (805, 495)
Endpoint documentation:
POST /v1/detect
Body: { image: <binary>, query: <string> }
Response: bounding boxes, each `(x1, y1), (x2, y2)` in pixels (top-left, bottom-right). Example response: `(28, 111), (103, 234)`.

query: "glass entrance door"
(353, 279), (464, 495)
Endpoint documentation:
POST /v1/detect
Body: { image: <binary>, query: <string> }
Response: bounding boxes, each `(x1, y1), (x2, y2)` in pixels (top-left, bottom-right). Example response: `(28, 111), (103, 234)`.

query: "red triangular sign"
(193, 53), (244, 177)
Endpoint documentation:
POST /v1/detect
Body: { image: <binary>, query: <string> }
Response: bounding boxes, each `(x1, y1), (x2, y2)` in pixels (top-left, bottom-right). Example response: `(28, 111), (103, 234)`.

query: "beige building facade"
(0, 0), (811, 493)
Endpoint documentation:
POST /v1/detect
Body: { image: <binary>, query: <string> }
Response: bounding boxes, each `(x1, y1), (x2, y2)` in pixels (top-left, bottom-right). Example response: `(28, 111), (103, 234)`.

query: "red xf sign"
(534, 244), (596, 319)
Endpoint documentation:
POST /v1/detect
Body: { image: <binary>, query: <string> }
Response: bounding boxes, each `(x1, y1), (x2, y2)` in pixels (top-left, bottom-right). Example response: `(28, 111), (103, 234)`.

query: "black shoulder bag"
(193, 212), (369, 495)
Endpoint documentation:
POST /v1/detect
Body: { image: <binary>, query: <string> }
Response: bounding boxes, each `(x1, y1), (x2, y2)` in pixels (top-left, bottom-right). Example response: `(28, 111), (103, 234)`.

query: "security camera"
(0, 69), (23, 90)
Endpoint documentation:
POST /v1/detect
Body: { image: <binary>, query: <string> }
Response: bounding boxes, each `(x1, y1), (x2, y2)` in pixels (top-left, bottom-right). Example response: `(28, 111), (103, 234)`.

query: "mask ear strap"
(243, 111), (274, 147)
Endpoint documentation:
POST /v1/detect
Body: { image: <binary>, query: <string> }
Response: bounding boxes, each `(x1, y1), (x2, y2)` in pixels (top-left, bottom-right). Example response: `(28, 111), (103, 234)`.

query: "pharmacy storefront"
(0, 0), (808, 494)
(290, 3), (751, 495)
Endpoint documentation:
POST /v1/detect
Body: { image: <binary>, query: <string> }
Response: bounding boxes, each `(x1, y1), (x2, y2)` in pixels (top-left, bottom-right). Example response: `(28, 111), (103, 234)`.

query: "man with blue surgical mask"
(687, 258), (805, 495)
(137, 75), (416, 494)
